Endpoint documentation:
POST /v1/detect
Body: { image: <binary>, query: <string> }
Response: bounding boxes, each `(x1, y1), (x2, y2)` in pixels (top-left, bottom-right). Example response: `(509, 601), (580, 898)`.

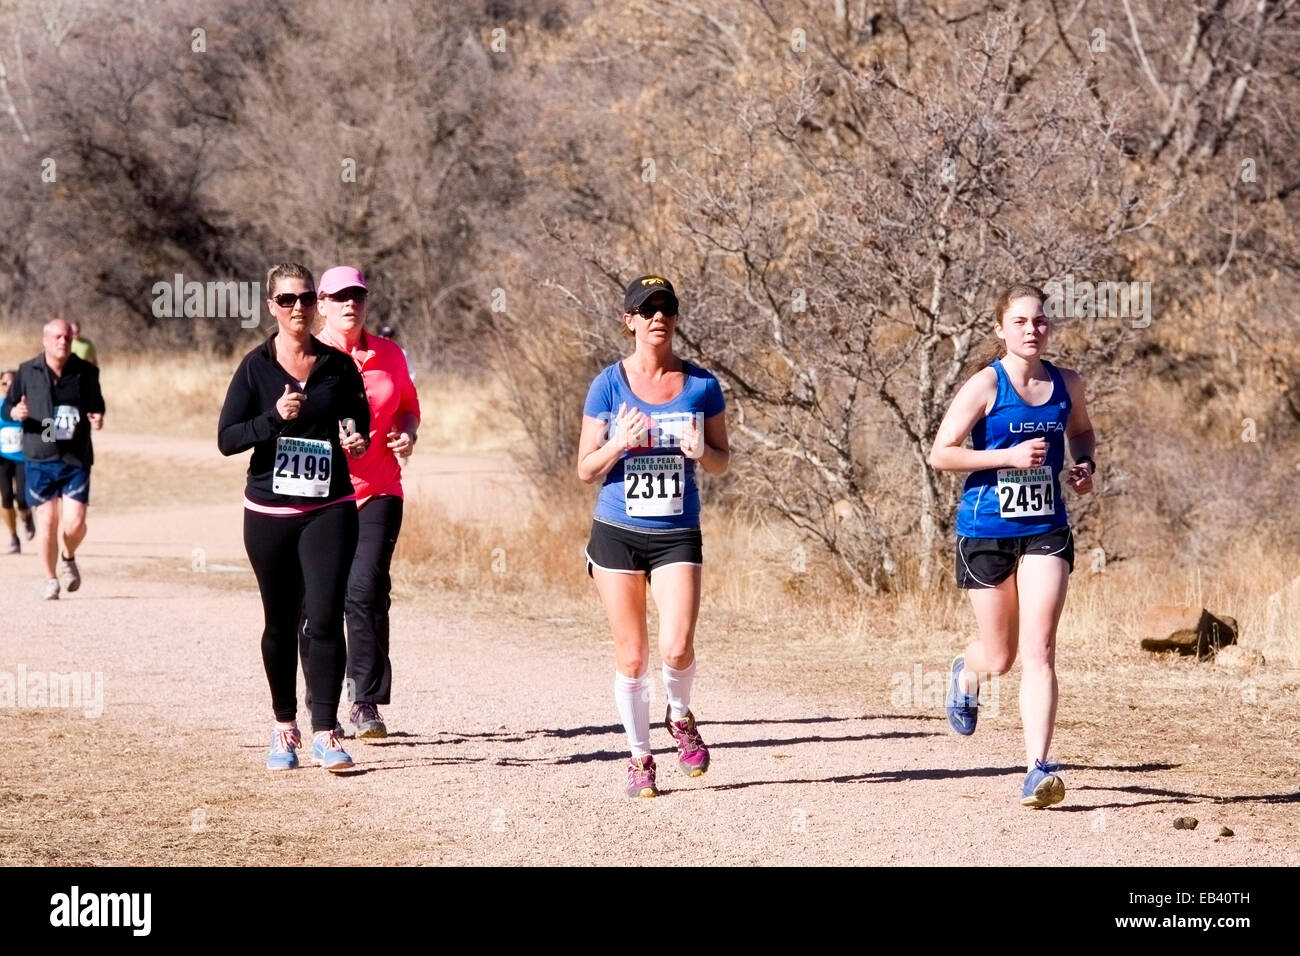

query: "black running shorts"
(955, 526), (1074, 589)
(585, 518), (703, 578)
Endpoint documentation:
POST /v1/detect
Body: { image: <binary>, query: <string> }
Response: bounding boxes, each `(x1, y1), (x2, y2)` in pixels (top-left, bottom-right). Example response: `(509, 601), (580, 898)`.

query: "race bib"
(996, 467), (1056, 518)
(272, 437), (332, 497)
(52, 405), (80, 441)
(0, 427), (20, 456)
(624, 454), (684, 517)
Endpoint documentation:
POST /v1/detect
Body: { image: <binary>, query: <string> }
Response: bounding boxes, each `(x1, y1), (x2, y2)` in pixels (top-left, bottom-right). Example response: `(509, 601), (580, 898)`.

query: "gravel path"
(1, 432), (1296, 866)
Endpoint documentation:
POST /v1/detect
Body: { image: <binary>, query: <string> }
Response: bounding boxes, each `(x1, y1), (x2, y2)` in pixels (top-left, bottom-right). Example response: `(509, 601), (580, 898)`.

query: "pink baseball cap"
(318, 266), (369, 296)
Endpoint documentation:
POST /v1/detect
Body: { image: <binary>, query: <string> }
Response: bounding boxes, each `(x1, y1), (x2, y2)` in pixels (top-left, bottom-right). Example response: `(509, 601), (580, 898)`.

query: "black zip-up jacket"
(218, 334), (370, 506)
(3, 352), (105, 467)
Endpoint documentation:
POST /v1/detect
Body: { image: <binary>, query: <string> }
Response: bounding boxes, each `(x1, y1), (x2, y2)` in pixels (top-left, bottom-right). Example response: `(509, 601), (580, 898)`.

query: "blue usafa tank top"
(956, 359), (1071, 538)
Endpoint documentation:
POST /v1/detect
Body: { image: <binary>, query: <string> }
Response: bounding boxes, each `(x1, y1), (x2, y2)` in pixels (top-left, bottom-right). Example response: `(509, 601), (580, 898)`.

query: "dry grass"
(391, 483), (1300, 672)
(0, 328), (525, 452)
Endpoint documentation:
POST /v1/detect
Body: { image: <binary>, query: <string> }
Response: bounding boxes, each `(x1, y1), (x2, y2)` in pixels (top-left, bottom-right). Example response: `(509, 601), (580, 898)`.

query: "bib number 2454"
(995, 467), (1055, 518)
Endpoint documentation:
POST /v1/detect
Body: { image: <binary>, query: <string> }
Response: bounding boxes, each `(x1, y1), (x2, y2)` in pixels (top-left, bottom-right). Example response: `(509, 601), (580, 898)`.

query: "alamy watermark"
(1042, 274), (1151, 329)
(151, 274), (260, 328)
(890, 663), (1000, 716)
(0, 664), (103, 718)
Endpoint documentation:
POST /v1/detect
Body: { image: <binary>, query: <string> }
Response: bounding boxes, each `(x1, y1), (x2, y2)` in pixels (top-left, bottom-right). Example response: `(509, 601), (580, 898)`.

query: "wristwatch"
(1076, 456), (1096, 475)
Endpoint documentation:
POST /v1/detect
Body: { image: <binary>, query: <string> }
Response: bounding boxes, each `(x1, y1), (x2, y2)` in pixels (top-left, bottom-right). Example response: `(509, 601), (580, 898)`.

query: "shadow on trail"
(1076, 762), (1180, 773)
(697, 764), (1030, 792)
(360, 732), (454, 748)
(691, 761), (1190, 793)
(445, 713), (939, 743)
(553, 730), (940, 765)
(1058, 783), (1300, 811)
(349, 755), (485, 773)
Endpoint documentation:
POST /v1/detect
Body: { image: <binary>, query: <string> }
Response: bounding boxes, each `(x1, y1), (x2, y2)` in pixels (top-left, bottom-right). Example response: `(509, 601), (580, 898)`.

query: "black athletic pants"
(345, 495), (403, 705)
(245, 502), (358, 732)
(299, 496), (403, 709)
(0, 458), (26, 511)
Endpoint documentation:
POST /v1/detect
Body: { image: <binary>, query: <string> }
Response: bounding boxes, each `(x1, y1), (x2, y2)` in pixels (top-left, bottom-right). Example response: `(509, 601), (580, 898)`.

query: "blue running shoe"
(312, 730), (355, 772)
(266, 726), (301, 771)
(945, 656), (978, 735)
(1021, 759), (1066, 808)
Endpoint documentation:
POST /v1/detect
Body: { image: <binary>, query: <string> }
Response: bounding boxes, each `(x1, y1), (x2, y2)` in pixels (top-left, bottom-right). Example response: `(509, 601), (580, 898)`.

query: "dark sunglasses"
(272, 291), (317, 308)
(323, 287), (369, 303)
(634, 299), (677, 318)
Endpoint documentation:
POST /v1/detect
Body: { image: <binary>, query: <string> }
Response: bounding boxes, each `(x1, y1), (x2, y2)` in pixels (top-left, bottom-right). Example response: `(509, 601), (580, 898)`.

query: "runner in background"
(928, 283), (1095, 808)
(0, 367), (36, 553)
(4, 320), (105, 599)
(376, 324), (414, 383)
(576, 275), (729, 798)
(69, 322), (98, 366)
(313, 267), (421, 739)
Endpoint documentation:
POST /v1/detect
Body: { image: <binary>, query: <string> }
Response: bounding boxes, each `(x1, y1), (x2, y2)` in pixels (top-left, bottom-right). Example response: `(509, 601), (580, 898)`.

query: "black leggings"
(345, 495), (403, 705)
(299, 495), (404, 708)
(245, 502), (358, 732)
(0, 458), (25, 510)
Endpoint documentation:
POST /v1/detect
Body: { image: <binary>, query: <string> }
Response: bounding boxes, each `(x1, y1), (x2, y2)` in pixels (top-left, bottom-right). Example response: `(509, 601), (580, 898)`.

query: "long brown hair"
(992, 283), (1046, 327)
(966, 282), (1046, 373)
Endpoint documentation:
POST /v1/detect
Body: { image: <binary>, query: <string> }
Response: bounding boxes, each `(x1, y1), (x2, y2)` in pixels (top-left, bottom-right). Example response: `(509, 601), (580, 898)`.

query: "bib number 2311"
(624, 455), (684, 517)
(273, 437), (332, 497)
(996, 467), (1055, 518)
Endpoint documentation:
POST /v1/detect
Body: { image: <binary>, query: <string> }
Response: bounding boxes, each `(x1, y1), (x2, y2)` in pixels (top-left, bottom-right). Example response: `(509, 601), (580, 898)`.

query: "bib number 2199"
(273, 437), (332, 497)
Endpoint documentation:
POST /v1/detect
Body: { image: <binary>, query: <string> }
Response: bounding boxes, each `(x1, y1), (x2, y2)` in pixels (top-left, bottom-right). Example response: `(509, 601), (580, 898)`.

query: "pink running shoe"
(665, 709), (710, 777)
(626, 754), (659, 798)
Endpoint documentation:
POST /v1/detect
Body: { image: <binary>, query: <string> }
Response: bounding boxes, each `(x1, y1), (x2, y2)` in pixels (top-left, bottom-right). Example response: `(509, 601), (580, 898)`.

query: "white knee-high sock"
(662, 660), (696, 721)
(614, 671), (651, 757)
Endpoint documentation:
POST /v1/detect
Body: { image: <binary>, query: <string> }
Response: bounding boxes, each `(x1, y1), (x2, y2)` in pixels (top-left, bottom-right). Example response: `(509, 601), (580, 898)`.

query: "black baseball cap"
(624, 275), (678, 314)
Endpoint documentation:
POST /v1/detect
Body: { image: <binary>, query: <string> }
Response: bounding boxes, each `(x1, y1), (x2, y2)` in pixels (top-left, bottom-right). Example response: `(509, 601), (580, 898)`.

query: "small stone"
(1173, 816), (1199, 830)
(1219, 827), (1234, 837)
(1214, 645), (1264, 670)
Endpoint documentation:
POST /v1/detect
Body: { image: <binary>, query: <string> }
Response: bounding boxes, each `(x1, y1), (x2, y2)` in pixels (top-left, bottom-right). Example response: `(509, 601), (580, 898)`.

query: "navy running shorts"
(25, 460), (91, 506)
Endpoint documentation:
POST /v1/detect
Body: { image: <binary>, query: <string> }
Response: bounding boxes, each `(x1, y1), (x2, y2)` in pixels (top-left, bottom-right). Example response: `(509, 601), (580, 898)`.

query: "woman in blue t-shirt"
(929, 283), (1096, 808)
(576, 275), (730, 798)
(0, 366), (36, 553)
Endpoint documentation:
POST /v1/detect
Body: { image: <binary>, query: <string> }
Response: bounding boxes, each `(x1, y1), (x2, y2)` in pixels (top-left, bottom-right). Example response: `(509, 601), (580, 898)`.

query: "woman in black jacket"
(218, 263), (370, 772)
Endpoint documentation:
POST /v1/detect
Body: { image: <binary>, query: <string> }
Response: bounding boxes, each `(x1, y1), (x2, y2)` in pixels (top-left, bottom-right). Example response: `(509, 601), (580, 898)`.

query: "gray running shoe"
(59, 555), (80, 592)
(5, 535), (17, 555)
(349, 702), (388, 738)
(40, 578), (59, 600)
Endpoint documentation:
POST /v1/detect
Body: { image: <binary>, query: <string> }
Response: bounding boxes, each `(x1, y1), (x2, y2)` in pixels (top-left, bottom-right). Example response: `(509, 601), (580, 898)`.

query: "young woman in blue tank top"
(929, 283), (1096, 808)
(576, 275), (730, 798)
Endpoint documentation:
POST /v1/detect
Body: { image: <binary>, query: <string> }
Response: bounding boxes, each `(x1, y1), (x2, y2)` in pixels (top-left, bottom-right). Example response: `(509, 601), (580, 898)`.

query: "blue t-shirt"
(583, 360), (725, 530)
(0, 401), (21, 462)
(956, 359), (1072, 538)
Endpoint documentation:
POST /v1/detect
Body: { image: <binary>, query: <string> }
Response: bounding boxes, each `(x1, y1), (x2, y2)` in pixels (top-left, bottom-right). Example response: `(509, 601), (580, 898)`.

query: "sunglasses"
(272, 291), (318, 308)
(323, 287), (369, 303)
(634, 299), (677, 318)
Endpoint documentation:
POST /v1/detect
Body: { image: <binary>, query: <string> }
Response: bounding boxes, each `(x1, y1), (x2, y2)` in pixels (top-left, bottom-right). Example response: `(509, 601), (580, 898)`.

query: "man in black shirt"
(3, 319), (105, 600)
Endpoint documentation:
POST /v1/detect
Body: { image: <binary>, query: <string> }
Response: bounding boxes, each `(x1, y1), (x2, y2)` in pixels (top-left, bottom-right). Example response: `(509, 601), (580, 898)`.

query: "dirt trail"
(1, 431), (1296, 866)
